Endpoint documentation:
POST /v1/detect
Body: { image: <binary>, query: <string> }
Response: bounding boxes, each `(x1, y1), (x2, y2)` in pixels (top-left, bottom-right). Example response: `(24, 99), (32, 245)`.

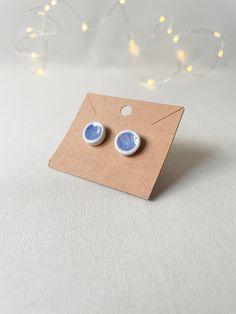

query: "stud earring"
(83, 122), (106, 146)
(114, 130), (141, 156)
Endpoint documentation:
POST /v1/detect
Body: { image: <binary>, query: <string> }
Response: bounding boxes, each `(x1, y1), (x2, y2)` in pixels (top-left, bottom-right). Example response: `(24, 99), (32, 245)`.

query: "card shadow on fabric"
(150, 141), (216, 200)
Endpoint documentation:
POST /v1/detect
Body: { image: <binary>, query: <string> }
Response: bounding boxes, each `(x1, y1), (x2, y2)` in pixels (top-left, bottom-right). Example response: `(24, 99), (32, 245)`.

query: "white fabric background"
(0, 1), (236, 313)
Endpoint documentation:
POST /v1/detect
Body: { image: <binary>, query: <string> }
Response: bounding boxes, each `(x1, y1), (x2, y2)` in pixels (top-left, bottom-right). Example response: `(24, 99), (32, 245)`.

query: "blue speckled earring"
(114, 130), (141, 156)
(83, 122), (106, 146)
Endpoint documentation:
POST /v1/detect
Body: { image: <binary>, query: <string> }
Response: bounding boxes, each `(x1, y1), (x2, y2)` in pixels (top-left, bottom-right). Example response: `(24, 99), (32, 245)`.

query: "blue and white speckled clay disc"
(114, 130), (141, 156)
(83, 122), (106, 146)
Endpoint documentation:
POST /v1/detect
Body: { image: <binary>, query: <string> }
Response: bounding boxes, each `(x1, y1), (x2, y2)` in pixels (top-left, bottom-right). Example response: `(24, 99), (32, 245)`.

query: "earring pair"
(83, 121), (141, 156)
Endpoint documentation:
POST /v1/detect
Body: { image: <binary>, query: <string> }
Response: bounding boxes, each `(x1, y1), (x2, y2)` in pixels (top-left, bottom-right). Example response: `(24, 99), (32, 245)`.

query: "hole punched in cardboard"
(120, 105), (132, 116)
(49, 93), (184, 199)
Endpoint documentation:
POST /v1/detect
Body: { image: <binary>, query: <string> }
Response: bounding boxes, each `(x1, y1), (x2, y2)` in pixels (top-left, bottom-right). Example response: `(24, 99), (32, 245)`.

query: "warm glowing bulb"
(44, 4), (50, 11)
(214, 31), (221, 38)
(217, 50), (224, 58)
(172, 34), (180, 43)
(177, 49), (185, 63)
(129, 39), (140, 56)
(26, 27), (33, 33)
(81, 22), (88, 32)
(30, 32), (38, 39)
(147, 79), (156, 87)
(31, 52), (38, 60)
(167, 27), (173, 34)
(35, 67), (45, 76)
(119, 0), (126, 4)
(186, 65), (193, 72)
(37, 11), (46, 16)
(159, 16), (166, 23)
(129, 39), (135, 48)
(50, 0), (58, 6)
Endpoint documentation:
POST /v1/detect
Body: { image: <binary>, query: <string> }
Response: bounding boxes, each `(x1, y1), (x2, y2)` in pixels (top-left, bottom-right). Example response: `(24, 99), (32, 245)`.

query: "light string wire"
(130, 15), (226, 88)
(131, 13), (183, 87)
(15, 0), (227, 85)
(15, 0), (132, 75)
(172, 28), (225, 75)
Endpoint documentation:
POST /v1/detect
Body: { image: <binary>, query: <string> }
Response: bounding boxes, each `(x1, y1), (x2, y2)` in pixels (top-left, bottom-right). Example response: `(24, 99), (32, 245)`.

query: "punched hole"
(120, 105), (132, 116)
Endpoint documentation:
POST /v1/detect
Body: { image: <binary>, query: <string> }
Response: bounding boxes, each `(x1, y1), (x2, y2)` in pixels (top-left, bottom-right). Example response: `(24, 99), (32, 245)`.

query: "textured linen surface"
(0, 64), (235, 314)
(0, 0), (236, 313)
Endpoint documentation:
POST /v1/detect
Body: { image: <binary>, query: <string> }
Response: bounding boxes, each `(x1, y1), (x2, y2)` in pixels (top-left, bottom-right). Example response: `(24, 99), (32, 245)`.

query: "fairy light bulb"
(147, 79), (156, 87)
(31, 52), (38, 60)
(26, 27), (33, 33)
(44, 4), (51, 12)
(81, 22), (88, 32)
(217, 49), (224, 58)
(50, 0), (58, 6)
(30, 32), (38, 39)
(159, 15), (166, 23)
(119, 0), (126, 4)
(172, 34), (180, 43)
(167, 27), (173, 34)
(37, 11), (46, 16)
(129, 39), (140, 56)
(186, 65), (193, 72)
(177, 49), (185, 63)
(35, 67), (45, 76)
(214, 31), (221, 38)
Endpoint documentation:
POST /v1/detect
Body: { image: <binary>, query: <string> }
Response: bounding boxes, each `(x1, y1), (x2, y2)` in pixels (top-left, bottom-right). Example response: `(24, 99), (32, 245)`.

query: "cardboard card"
(49, 93), (184, 199)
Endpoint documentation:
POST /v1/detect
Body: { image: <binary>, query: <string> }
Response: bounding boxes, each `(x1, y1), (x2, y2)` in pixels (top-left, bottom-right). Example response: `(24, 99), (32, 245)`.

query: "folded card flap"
(147, 107), (184, 198)
(87, 93), (184, 132)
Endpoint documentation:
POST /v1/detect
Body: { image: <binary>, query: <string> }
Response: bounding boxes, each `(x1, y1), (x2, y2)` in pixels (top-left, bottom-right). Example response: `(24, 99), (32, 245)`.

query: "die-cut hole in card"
(49, 93), (184, 199)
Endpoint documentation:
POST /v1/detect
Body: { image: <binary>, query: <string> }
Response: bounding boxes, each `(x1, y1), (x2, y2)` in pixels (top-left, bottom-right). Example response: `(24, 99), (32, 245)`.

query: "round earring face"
(114, 130), (141, 156)
(83, 122), (106, 146)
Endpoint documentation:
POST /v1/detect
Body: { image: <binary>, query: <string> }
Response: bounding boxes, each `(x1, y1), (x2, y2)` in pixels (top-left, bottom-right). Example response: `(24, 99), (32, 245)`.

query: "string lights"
(15, 0), (226, 85)
(132, 14), (182, 88)
(174, 28), (225, 75)
(130, 14), (226, 87)
(15, 0), (135, 76)
(15, 2), (62, 76)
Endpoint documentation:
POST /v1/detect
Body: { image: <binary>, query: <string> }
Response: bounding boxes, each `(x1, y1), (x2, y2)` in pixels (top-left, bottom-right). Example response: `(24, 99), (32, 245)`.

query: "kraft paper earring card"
(49, 93), (184, 199)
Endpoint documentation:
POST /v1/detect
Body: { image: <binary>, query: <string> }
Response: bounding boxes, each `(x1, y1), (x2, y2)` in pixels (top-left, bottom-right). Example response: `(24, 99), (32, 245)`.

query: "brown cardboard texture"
(49, 93), (184, 199)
